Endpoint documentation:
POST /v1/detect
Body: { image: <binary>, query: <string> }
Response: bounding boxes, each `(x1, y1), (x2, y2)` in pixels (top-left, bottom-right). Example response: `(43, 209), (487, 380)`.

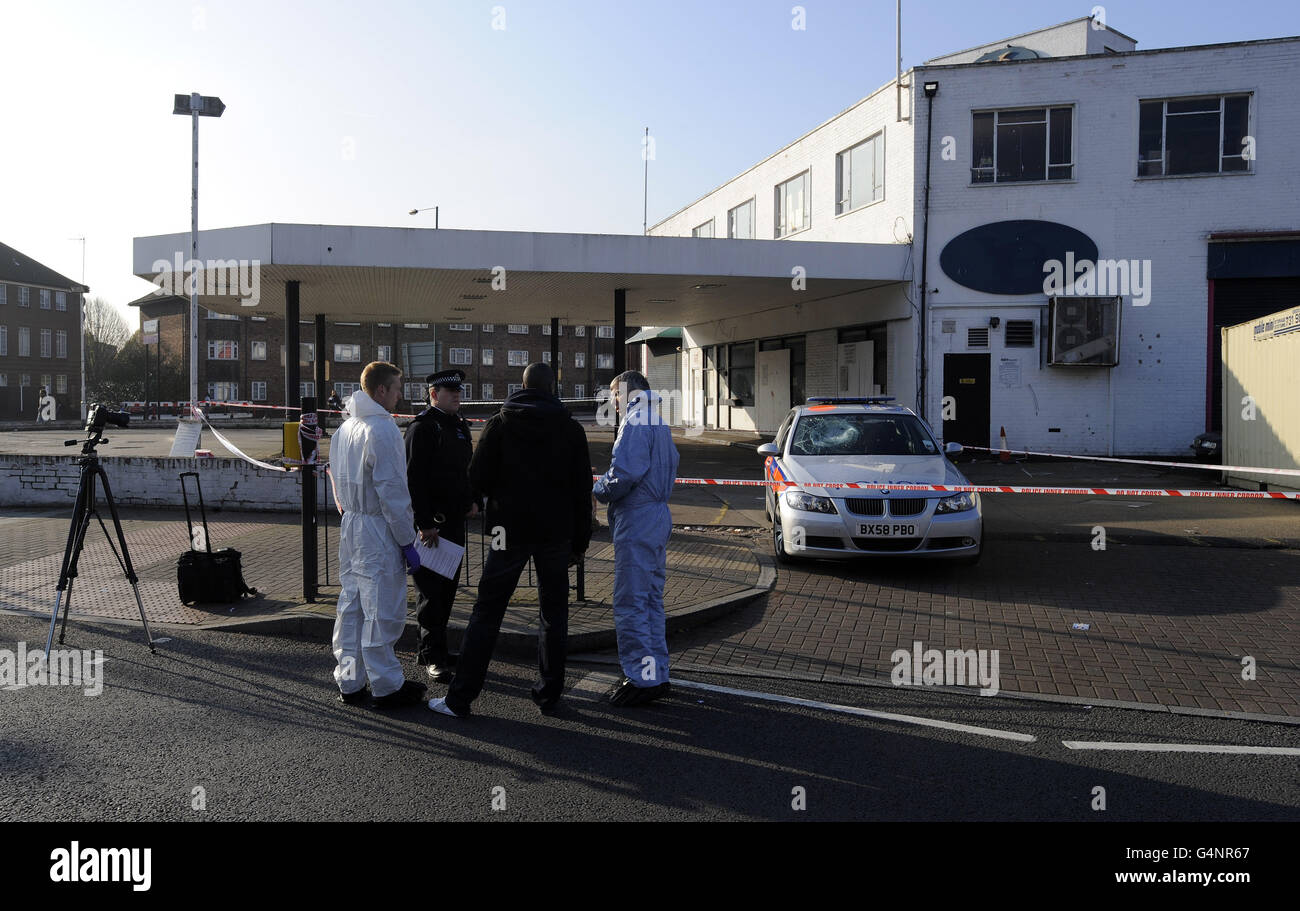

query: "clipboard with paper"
(416, 538), (465, 579)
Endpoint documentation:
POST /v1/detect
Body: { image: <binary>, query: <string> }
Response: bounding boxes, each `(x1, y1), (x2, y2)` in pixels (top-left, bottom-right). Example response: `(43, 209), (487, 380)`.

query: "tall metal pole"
(642, 128), (649, 235)
(77, 238), (86, 420)
(189, 98), (200, 408)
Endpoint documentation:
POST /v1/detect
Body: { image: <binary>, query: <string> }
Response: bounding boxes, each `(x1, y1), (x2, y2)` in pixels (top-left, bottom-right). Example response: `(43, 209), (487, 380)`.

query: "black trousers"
(412, 518), (465, 665)
(445, 530), (571, 713)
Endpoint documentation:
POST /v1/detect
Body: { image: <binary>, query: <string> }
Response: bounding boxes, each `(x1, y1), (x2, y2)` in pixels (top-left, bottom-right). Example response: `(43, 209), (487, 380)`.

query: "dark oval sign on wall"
(939, 220), (1098, 296)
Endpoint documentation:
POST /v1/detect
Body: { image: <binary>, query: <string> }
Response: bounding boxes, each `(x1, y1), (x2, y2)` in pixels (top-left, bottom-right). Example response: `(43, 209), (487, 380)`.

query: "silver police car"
(758, 397), (983, 564)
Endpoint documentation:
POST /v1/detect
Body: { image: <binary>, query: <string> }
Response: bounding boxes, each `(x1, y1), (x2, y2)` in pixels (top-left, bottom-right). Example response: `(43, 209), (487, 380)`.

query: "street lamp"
(409, 206), (439, 228)
(172, 92), (225, 411)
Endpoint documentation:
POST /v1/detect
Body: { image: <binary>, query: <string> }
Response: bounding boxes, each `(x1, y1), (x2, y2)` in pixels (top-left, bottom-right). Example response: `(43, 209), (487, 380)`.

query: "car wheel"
(771, 502), (797, 565)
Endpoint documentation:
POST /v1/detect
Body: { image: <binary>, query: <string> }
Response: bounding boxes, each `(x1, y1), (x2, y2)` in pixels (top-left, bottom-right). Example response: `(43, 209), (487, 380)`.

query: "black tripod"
(45, 429), (156, 658)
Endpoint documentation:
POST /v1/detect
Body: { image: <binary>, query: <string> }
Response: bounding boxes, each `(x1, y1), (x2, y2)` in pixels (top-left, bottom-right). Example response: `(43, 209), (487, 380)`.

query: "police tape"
(660, 477), (1300, 499)
(188, 405), (288, 472)
(959, 444), (1300, 477)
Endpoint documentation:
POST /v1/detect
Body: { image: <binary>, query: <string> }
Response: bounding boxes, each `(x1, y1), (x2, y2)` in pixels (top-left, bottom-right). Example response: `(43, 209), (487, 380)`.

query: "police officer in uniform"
(405, 369), (480, 682)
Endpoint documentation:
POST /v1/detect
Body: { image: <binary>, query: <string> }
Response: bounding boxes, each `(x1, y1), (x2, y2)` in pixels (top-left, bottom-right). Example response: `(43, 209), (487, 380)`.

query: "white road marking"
(1063, 741), (1300, 755)
(672, 679), (1036, 742)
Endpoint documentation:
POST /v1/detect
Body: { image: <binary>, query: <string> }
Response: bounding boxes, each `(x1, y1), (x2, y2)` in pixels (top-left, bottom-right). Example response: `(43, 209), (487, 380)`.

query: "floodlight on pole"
(409, 206), (439, 228)
(172, 92), (224, 411)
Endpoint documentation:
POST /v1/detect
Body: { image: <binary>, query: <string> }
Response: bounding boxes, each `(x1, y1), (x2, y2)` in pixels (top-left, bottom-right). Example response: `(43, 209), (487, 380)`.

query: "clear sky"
(2, 0), (1296, 326)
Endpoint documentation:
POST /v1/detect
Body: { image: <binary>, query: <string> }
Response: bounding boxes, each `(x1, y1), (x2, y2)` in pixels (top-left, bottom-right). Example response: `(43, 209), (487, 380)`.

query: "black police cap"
(426, 369), (466, 389)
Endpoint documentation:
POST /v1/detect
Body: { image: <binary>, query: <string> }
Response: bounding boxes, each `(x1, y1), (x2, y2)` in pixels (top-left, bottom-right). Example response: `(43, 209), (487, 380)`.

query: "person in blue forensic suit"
(592, 370), (680, 706)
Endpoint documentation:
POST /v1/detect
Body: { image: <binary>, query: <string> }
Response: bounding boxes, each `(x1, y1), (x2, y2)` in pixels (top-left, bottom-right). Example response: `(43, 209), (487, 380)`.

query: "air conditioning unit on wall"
(1048, 295), (1120, 366)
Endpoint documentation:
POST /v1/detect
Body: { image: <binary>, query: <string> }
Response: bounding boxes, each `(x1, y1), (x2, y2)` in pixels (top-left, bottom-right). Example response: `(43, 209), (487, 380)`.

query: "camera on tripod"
(86, 403), (130, 434)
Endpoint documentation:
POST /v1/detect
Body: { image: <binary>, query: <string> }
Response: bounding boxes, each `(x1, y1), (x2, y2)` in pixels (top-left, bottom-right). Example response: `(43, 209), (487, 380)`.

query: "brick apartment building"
(129, 293), (627, 412)
(0, 240), (86, 421)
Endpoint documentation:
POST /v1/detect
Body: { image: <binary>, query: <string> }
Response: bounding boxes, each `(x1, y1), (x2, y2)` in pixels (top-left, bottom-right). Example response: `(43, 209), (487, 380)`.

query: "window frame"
(835, 131), (886, 215)
(692, 218), (716, 238)
(333, 343), (362, 363)
(207, 340), (239, 360)
(449, 347), (473, 366)
(971, 105), (1075, 185)
(507, 349), (529, 367)
(727, 198), (756, 239)
(774, 169), (812, 238)
(1137, 93), (1253, 178)
(251, 340), (268, 361)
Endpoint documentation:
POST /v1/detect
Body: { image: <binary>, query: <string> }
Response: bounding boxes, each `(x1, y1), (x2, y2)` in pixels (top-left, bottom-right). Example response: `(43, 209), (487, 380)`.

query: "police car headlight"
(783, 491), (838, 514)
(934, 492), (976, 514)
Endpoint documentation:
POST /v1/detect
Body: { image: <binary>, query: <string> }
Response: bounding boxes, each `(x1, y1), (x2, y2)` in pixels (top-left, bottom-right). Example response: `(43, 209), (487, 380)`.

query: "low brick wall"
(0, 455), (330, 512)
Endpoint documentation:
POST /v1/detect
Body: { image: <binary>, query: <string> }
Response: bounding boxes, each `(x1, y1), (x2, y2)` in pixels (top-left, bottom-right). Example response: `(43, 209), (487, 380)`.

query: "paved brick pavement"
(0, 508), (765, 649)
(665, 529), (1300, 721)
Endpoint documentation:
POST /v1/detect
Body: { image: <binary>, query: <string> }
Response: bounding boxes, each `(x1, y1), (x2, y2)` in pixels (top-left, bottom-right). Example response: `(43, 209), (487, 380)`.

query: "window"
(0, 326), (6, 355)
(404, 323), (429, 329)
(774, 170), (811, 237)
(692, 219), (715, 238)
(334, 343), (361, 362)
(377, 345), (392, 362)
(251, 340), (267, 360)
(19, 287), (30, 307)
(404, 382), (425, 401)
(542, 324), (563, 335)
(449, 323), (473, 331)
(55, 374), (68, 394)
(727, 198), (755, 239)
(461, 383), (472, 400)
(250, 315), (267, 322)
(205, 307), (239, 320)
(55, 291), (66, 311)
(972, 107), (1073, 183)
(728, 342), (755, 406)
(251, 381), (267, 401)
(836, 132), (885, 214)
(481, 349), (494, 365)
(40, 374), (51, 390)
(299, 381), (315, 399)
(21, 373), (31, 386)
(574, 384), (585, 398)
(508, 350), (528, 366)
(1005, 320), (1035, 347)
(967, 327), (989, 348)
(481, 324), (495, 332)
(542, 351), (562, 365)
(449, 347), (473, 365)
(300, 343), (314, 363)
(377, 322), (391, 327)
(597, 326), (614, 338)
(1139, 94), (1251, 176)
(574, 352), (585, 368)
(481, 383), (494, 400)
(0, 374), (9, 386)
(508, 324), (529, 334)
(207, 340), (238, 360)
(55, 330), (66, 358)
(18, 327), (30, 356)
(508, 383), (522, 395)
(335, 322), (360, 326)
(597, 354), (614, 369)
(207, 382), (238, 402)
(39, 329), (51, 358)
(574, 325), (586, 337)
(40, 290), (51, 310)
(0, 285), (6, 305)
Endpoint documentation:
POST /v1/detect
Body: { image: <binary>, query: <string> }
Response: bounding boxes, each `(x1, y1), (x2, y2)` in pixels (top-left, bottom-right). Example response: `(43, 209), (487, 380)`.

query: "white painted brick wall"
(0, 456), (330, 512)
(652, 33), (1300, 452)
(915, 40), (1300, 454)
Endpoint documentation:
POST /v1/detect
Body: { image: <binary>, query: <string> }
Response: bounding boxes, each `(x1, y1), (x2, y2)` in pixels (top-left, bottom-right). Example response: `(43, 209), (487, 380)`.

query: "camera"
(86, 403), (130, 434)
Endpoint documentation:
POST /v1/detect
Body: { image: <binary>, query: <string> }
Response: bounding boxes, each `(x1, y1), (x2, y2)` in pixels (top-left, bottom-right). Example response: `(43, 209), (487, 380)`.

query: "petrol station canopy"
(132, 223), (911, 327)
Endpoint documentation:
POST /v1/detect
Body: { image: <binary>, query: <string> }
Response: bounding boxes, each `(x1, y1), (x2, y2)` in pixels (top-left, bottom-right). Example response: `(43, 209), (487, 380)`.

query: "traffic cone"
(999, 426), (1010, 463)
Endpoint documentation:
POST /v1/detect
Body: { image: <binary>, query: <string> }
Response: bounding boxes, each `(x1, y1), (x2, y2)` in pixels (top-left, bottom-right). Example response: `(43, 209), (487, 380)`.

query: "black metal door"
(942, 353), (990, 449)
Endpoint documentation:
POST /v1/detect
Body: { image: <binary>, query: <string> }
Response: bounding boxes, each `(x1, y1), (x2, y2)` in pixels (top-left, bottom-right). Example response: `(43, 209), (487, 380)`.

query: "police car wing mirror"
(756, 443), (780, 455)
(944, 442), (963, 455)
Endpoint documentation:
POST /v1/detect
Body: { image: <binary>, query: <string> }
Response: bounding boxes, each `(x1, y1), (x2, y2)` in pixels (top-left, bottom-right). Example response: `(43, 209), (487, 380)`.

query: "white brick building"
(649, 16), (1300, 455)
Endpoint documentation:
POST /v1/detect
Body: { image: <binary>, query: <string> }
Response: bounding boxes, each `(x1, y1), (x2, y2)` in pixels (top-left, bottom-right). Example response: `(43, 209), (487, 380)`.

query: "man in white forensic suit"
(328, 361), (426, 709)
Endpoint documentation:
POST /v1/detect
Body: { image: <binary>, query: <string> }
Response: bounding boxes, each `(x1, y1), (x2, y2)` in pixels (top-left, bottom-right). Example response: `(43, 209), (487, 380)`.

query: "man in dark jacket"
(405, 369), (480, 682)
(429, 362), (592, 717)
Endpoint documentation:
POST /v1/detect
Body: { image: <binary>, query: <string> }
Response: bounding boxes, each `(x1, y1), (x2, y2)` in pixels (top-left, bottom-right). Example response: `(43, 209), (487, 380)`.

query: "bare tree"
(83, 296), (131, 400)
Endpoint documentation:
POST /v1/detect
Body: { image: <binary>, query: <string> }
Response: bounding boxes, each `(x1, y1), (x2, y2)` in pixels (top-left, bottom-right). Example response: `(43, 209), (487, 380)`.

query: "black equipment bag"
(177, 471), (258, 605)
